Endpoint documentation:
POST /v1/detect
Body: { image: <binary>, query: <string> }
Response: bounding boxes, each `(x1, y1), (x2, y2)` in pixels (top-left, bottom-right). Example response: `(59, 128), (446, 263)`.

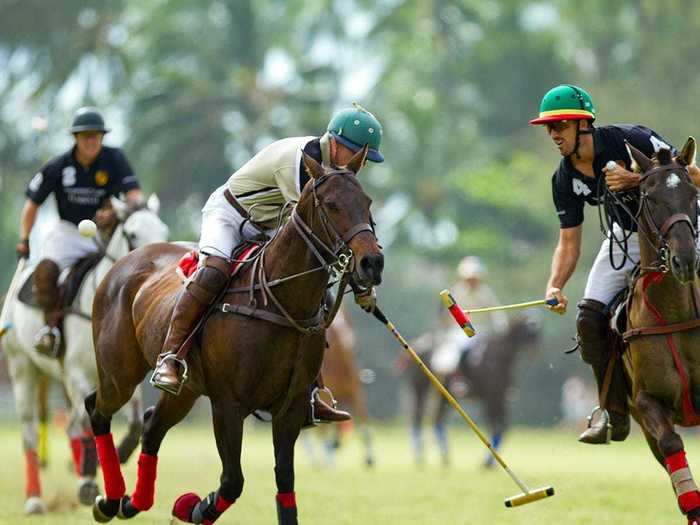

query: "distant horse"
(1, 196), (168, 514)
(619, 140), (700, 525)
(85, 148), (383, 525)
(402, 314), (541, 466)
(306, 306), (375, 467)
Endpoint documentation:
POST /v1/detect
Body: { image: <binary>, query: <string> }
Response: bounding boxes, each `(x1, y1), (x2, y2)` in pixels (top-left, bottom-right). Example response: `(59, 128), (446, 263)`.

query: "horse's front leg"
(636, 390), (700, 523)
(171, 396), (242, 524)
(272, 396), (307, 525)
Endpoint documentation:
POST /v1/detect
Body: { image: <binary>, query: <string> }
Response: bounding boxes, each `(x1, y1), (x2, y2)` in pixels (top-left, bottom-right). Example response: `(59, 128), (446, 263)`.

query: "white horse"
(1, 196), (169, 514)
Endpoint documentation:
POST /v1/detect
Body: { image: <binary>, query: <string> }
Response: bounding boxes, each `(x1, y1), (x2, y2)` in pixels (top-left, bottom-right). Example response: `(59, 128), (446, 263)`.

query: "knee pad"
(576, 299), (609, 366)
(186, 255), (230, 304)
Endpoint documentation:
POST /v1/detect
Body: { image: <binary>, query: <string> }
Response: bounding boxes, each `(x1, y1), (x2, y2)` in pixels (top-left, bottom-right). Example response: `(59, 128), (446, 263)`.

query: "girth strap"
(623, 318), (700, 341)
(219, 302), (324, 331)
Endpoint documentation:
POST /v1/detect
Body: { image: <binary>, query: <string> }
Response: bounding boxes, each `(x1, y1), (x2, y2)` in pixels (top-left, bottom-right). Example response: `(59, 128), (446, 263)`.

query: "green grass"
(0, 420), (695, 524)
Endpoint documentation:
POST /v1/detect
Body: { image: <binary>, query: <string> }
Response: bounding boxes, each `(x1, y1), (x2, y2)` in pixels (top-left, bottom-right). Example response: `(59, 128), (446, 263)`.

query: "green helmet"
(327, 103), (384, 163)
(529, 85), (596, 125)
(68, 107), (110, 134)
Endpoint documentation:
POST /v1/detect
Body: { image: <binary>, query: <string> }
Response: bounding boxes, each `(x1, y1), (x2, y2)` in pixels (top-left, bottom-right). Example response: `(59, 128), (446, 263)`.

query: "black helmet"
(68, 107), (110, 134)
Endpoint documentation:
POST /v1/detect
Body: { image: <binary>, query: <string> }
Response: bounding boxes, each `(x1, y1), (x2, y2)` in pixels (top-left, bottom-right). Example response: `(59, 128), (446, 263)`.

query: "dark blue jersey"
(551, 124), (676, 231)
(26, 146), (140, 225)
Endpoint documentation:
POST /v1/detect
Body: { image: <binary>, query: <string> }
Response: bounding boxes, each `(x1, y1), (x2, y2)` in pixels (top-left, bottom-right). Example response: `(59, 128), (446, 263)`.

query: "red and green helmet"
(529, 85), (596, 125)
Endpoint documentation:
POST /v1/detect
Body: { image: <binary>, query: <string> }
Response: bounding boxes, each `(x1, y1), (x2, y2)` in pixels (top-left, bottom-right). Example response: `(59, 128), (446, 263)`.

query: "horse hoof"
(365, 456), (375, 468)
(117, 495), (140, 520)
(78, 477), (100, 506)
(93, 495), (120, 523)
(24, 496), (47, 515)
(172, 492), (201, 523)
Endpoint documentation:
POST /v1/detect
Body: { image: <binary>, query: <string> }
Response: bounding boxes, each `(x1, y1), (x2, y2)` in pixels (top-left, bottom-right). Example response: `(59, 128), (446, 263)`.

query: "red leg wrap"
(666, 451), (700, 514)
(25, 449), (41, 498)
(131, 453), (158, 511)
(172, 492), (201, 522)
(70, 437), (82, 475)
(200, 495), (236, 525)
(276, 492), (297, 509)
(95, 433), (125, 500)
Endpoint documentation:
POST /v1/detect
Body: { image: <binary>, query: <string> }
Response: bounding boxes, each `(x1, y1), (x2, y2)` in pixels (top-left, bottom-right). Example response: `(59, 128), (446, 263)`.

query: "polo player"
(531, 84), (700, 444)
(18, 107), (143, 355)
(151, 104), (384, 424)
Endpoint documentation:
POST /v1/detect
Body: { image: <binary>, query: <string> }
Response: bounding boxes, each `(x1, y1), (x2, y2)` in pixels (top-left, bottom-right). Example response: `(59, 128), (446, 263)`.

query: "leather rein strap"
(624, 317), (700, 341)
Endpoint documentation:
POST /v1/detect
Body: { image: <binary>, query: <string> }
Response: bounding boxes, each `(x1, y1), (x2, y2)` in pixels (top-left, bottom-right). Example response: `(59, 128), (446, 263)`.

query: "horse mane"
(653, 147), (674, 167)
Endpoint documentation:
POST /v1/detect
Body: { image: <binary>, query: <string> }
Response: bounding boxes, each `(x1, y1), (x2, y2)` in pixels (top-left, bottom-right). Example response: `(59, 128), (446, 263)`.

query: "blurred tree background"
(1, 0), (699, 424)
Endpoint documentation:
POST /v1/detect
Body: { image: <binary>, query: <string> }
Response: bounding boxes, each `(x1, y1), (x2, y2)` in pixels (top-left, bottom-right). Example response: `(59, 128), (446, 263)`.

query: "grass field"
(0, 420), (695, 524)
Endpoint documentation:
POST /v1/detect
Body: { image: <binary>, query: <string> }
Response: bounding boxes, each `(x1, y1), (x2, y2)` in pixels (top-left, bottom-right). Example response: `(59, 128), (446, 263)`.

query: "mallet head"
(504, 486), (555, 508)
(440, 289), (475, 337)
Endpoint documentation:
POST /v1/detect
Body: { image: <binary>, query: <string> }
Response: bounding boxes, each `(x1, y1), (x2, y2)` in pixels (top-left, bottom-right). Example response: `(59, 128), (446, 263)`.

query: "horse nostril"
(360, 253), (384, 282)
(672, 255), (682, 271)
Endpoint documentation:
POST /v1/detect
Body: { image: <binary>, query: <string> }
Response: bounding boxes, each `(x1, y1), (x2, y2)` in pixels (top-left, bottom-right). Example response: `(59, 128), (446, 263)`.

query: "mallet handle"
(464, 297), (558, 314)
(372, 307), (530, 494)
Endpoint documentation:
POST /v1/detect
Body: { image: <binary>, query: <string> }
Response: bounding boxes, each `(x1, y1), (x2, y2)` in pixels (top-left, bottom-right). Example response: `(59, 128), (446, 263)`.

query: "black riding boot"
(151, 255), (230, 395)
(33, 259), (63, 356)
(576, 299), (630, 444)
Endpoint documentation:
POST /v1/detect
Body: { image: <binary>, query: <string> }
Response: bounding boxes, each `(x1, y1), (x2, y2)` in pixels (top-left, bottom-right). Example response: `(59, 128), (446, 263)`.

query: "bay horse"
(306, 306), (375, 468)
(0, 196), (168, 514)
(403, 314), (541, 467)
(86, 147), (383, 525)
(621, 138), (700, 525)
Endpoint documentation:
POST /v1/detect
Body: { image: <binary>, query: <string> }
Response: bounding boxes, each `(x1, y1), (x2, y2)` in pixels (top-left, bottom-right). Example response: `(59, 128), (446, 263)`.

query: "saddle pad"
(176, 243), (261, 281)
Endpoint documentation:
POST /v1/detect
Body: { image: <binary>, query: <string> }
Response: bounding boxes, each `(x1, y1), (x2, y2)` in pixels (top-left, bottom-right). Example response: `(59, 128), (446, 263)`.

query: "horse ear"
(677, 137), (697, 167)
(303, 152), (325, 180)
(147, 193), (161, 214)
(345, 144), (369, 174)
(625, 141), (652, 173)
(110, 196), (128, 220)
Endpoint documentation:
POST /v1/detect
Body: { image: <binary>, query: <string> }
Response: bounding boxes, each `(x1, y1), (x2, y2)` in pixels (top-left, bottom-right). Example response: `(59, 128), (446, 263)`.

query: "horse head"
(298, 145), (384, 288)
(106, 195), (170, 256)
(628, 137), (698, 283)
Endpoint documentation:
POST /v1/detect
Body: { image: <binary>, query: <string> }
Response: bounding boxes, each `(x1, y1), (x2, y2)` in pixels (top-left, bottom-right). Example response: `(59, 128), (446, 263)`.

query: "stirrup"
(586, 405), (612, 444)
(34, 326), (62, 357)
(309, 386), (338, 426)
(149, 353), (189, 395)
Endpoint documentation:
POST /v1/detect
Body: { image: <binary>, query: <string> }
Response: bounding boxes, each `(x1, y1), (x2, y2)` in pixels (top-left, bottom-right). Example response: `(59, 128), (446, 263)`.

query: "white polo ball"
(78, 219), (97, 238)
(605, 160), (618, 171)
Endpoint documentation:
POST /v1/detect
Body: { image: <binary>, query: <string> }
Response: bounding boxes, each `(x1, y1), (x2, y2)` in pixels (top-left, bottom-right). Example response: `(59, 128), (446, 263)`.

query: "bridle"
(222, 166), (378, 334)
(637, 164), (698, 273)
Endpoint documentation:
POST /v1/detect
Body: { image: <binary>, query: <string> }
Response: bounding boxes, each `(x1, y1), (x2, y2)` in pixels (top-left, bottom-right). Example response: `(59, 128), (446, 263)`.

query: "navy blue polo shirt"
(26, 146), (140, 225)
(551, 124), (676, 232)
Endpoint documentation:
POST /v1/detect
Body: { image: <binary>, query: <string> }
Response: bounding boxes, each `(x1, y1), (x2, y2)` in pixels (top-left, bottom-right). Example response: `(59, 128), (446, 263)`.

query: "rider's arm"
(19, 198), (39, 241)
(545, 225), (582, 314)
(125, 188), (143, 206)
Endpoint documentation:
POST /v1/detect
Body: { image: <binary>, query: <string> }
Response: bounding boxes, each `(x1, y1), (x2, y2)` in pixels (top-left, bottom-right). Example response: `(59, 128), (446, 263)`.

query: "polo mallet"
(372, 306), (554, 507)
(0, 256), (28, 340)
(440, 290), (558, 337)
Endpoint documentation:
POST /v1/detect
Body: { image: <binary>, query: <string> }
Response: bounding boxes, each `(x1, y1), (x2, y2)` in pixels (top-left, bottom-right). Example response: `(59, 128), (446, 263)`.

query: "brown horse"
(85, 147), (383, 525)
(403, 314), (541, 467)
(312, 307), (375, 467)
(621, 138), (700, 525)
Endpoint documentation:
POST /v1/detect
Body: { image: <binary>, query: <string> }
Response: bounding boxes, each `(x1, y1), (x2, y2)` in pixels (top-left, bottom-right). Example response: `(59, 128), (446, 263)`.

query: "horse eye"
(326, 201), (340, 211)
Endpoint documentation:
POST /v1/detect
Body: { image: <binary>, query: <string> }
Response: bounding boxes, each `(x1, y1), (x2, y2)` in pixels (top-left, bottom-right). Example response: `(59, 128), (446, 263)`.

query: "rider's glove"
(16, 239), (29, 259)
(354, 286), (377, 313)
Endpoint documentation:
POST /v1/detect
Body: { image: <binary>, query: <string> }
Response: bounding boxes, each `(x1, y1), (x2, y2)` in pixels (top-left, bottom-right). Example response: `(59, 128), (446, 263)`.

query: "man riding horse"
(150, 103), (384, 424)
(531, 84), (700, 444)
(17, 107), (143, 355)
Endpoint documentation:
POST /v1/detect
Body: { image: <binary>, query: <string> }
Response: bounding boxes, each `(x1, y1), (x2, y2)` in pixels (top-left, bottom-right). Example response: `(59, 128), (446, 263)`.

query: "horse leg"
(117, 384), (144, 464)
(434, 393), (450, 467)
(636, 391), (700, 523)
(36, 374), (50, 469)
(350, 379), (374, 467)
(483, 395), (507, 469)
(272, 398), (307, 525)
(412, 379), (427, 466)
(171, 397), (242, 524)
(7, 351), (46, 514)
(115, 388), (199, 520)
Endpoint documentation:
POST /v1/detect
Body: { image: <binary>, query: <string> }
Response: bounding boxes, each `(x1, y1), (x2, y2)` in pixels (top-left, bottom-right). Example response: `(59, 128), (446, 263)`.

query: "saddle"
(175, 242), (262, 282)
(17, 253), (103, 314)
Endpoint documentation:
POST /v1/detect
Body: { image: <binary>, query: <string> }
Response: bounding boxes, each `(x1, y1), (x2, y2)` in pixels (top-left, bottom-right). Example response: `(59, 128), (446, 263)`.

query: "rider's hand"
(94, 207), (118, 230)
(604, 161), (640, 192)
(546, 287), (567, 315)
(15, 239), (29, 260)
(354, 287), (377, 313)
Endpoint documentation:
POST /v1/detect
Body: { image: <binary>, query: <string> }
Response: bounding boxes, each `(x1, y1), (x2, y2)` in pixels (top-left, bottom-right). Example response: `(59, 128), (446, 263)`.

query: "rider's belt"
(223, 189), (275, 231)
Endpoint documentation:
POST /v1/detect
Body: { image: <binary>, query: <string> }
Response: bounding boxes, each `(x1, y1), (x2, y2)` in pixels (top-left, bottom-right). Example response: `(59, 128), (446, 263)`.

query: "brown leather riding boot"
(151, 255), (230, 395)
(308, 374), (351, 425)
(33, 260), (62, 356)
(576, 299), (630, 445)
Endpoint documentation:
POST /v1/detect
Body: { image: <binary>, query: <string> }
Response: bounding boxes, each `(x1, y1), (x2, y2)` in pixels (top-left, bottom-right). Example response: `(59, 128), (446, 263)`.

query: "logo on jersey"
(62, 166), (77, 187)
(95, 170), (109, 186)
(572, 179), (592, 197)
(28, 172), (43, 192)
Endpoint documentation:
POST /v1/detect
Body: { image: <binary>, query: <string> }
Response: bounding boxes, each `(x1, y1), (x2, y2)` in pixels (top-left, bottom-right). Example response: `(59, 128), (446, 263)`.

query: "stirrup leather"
(149, 353), (189, 395)
(309, 385), (339, 426)
(586, 405), (612, 444)
(34, 325), (62, 357)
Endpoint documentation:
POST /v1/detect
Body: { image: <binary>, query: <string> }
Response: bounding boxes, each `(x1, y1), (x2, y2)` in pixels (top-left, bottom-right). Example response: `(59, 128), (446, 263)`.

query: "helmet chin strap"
(570, 120), (594, 160)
